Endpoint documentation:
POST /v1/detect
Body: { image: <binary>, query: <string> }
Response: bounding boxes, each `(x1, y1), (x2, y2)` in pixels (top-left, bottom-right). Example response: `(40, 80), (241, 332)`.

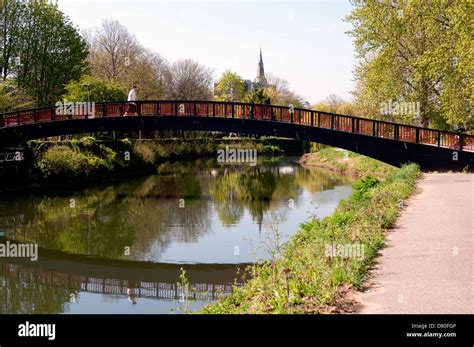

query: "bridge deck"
(1, 100), (472, 152)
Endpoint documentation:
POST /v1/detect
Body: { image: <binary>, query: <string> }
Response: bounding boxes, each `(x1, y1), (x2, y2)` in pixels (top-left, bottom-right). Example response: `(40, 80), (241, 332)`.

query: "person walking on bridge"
(125, 85), (138, 116)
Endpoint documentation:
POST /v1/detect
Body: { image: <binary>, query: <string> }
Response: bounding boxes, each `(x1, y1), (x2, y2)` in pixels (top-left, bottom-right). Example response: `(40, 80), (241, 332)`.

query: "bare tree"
(85, 19), (142, 82)
(124, 49), (169, 100)
(265, 73), (305, 107)
(325, 94), (344, 111)
(84, 19), (170, 99)
(166, 59), (214, 100)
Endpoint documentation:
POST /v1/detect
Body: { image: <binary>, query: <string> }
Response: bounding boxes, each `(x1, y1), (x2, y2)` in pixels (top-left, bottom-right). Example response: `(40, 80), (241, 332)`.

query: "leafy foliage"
(35, 137), (154, 182)
(346, 0), (473, 131)
(1, 0), (88, 106)
(62, 75), (126, 102)
(0, 80), (35, 112)
(352, 175), (379, 201)
(215, 70), (247, 102)
(245, 88), (271, 105)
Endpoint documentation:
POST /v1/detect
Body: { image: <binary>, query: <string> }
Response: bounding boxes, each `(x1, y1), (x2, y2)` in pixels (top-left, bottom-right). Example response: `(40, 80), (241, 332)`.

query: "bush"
(133, 142), (155, 165)
(37, 146), (107, 179)
(352, 175), (380, 200)
(62, 75), (126, 102)
(36, 138), (124, 180)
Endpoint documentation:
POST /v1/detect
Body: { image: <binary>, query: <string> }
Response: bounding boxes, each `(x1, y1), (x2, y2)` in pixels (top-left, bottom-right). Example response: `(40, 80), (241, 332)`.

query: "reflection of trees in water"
(123, 196), (212, 261)
(116, 173), (211, 260)
(210, 169), (278, 227)
(0, 264), (74, 314)
(216, 203), (244, 227)
(210, 167), (308, 228)
(131, 174), (202, 199)
(209, 165), (348, 229)
(0, 185), (137, 256)
(295, 168), (349, 194)
(0, 193), (136, 259)
(0, 163), (348, 262)
(0, 173), (211, 261)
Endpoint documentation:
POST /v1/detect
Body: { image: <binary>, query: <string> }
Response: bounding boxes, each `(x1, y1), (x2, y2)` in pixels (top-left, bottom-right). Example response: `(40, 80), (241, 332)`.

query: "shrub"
(352, 175), (379, 200)
(37, 146), (104, 178)
(133, 142), (155, 165)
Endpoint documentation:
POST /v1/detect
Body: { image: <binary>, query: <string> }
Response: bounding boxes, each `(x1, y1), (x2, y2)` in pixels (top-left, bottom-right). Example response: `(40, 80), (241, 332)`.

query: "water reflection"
(0, 157), (352, 313)
(0, 251), (244, 314)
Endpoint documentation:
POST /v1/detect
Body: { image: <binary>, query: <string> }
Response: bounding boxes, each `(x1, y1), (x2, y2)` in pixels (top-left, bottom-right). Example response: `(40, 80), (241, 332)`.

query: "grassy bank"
(12, 137), (302, 186)
(203, 149), (421, 313)
(299, 148), (396, 179)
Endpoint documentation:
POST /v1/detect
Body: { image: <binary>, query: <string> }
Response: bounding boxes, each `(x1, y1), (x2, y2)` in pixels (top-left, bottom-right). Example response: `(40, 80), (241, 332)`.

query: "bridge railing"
(0, 100), (472, 152)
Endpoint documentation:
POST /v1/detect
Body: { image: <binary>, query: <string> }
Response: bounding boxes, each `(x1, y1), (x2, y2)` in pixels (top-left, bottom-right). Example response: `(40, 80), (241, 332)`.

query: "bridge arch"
(0, 100), (472, 171)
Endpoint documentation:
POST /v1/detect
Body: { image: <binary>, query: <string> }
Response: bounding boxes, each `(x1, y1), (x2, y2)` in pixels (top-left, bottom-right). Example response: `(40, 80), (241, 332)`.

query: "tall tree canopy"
(1, 0), (88, 106)
(215, 70), (246, 102)
(346, 0), (473, 131)
(166, 59), (214, 100)
(0, 80), (34, 113)
(84, 19), (141, 82)
(84, 19), (169, 100)
(1, 0), (24, 82)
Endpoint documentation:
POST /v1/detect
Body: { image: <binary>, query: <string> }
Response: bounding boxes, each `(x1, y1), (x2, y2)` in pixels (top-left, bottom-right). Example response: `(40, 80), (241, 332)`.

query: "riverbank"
(202, 149), (421, 313)
(299, 148), (396, 179)
(0, 137), (306, 192)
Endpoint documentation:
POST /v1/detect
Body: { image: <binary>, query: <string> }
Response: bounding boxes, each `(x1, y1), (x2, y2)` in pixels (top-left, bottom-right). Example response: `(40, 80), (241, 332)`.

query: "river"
(0, 157), (352, 313)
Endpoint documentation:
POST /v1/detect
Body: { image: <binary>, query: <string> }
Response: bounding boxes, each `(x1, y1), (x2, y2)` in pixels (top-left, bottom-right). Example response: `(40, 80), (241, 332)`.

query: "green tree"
(346, 0), (473, 131)
(9, 1), (88, 106)
(0, 80), (34, 113)
(245, 88), (271, 105)
(62, 76), (126, 103)
(215, 70), (246, 102)
(0, 0), (26, 81)
(0, 270), (74, 314)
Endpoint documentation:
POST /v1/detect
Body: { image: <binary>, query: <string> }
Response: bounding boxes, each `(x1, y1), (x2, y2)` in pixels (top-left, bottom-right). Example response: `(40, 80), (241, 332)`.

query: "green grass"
(202, 150), (421, 314)
(301, 148), (397, 179)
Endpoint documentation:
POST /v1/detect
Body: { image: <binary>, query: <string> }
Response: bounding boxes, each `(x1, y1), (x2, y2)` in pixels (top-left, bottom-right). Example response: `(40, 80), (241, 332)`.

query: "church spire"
(256, 47), (267, 86)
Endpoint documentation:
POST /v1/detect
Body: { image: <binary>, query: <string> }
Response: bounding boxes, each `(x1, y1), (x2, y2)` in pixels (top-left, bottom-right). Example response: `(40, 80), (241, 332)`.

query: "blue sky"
(57, 1), (356, 104)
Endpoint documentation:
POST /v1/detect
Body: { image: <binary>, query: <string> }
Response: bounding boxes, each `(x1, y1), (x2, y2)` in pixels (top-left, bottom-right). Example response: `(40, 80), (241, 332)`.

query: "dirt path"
(355, 173), (473, 313)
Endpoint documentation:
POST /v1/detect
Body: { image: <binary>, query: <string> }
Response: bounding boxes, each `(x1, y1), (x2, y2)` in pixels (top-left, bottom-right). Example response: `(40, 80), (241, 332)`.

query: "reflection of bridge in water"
(0, 239), (247, 301)
(1, 263), (238, 301)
